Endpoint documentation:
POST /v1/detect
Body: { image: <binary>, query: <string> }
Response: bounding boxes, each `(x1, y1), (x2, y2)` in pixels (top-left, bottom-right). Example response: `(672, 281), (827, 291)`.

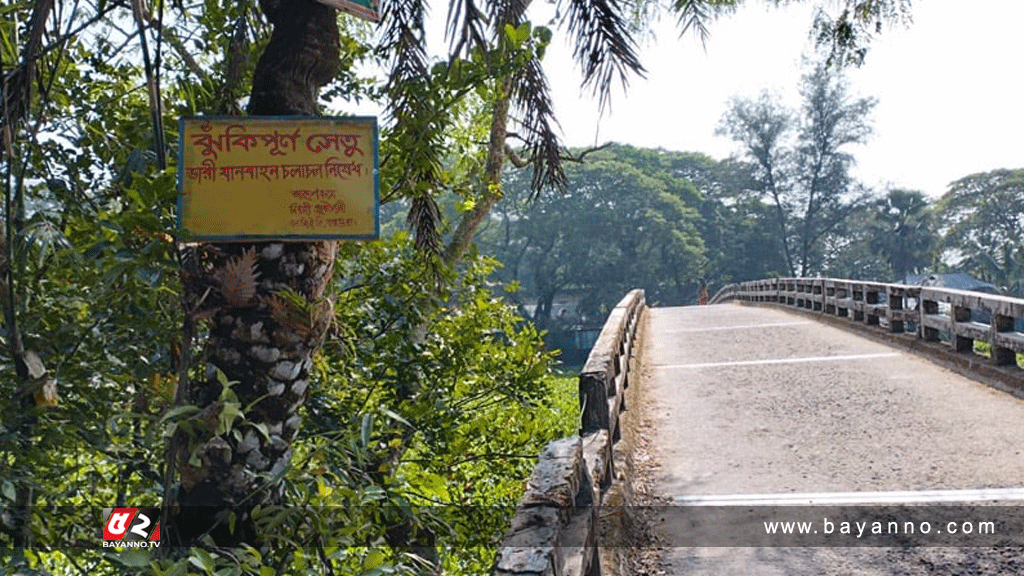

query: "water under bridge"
(492, 280), (1024, 576)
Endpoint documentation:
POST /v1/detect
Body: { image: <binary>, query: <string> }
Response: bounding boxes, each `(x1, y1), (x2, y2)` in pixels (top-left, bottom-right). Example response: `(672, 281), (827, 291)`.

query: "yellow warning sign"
(178, 116), (379, 240)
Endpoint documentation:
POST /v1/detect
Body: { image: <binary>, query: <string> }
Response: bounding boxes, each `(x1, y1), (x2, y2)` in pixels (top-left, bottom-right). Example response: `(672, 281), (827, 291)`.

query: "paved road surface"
(638, 303), (1024, 575)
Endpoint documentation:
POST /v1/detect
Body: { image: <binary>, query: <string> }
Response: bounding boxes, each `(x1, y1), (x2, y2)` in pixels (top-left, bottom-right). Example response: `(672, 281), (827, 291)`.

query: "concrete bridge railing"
(712, 277), (1024, 380)
(492, 289), (645, 576)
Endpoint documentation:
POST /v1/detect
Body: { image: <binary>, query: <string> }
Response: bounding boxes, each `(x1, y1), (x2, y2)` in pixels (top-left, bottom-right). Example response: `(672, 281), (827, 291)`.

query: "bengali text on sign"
(177, 116), (379, 240)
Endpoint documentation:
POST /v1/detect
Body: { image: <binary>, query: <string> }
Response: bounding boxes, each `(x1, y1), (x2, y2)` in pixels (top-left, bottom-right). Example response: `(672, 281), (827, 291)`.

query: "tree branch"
(561, 142), (611, 163)
(504, 142), (610, 170)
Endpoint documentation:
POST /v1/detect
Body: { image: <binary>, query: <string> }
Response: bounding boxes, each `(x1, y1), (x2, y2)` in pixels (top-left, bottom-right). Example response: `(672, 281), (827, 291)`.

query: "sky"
(531, 0), (1024, 198)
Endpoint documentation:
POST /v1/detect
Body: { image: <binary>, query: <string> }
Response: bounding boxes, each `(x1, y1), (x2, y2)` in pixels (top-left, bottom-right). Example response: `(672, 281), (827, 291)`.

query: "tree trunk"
(444, 78), (512, 264)
(166, 0), (340, 548)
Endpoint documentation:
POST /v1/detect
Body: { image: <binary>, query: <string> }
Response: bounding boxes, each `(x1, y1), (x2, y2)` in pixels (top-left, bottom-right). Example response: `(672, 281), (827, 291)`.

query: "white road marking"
(675, 488), (1024, 506)
(656, 352), (901, 370)
(666, 321), (812, 333)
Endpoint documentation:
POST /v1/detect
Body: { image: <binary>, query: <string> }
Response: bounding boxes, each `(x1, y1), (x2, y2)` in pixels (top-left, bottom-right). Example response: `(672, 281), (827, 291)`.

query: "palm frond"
(671, 0), (740, 45)
(446, 0), (489, 56)
(215, 247), (260, 308)
(407, 193), (443, 256)
(489, 0), (531, 31)
(509, 58), (567, 195)
(2, 0), (56, 155)
(381, 0), (449, 252)
(560, 0), (646, 112)
(380, 0), (432, 130)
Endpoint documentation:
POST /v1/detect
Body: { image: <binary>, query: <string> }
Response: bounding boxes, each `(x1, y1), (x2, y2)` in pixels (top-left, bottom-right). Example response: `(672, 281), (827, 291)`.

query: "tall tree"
(869, 188), (937, 280)
(715, 92), (796, 271)
(166, 0), (343, 548)
(935, 169), (1024, 293)
(718, 64), (876, 276)
(561, 146), (788, 287)
(481, 146), (707, 323)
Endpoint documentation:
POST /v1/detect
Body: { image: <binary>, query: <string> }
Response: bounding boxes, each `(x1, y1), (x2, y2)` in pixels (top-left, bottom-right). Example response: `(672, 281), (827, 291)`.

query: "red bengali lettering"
(258, 166), (279, 181)
(190, 131), (225, 160)
(282, 165), (306, 179)
(189, 123), (307, 160)
(292, 189), (337, 200)
(306, 133), (364, 157)
(225, 124), (257, 153)
(290, 219), (325, 229)
(193, 160), (367, 183)
(185, 159), (217, 183)
(323, 157), (364, 179)
(314, 202), (347, 215)
(259, 129), (301, 156)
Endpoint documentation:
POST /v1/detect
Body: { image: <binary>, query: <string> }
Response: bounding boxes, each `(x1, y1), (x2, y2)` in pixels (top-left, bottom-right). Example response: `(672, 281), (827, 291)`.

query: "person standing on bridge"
(698, 282), (709, 305)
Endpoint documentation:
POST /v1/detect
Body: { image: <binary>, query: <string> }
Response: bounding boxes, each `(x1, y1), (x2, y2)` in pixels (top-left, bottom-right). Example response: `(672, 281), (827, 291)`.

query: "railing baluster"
(713, 278), (1024, 381)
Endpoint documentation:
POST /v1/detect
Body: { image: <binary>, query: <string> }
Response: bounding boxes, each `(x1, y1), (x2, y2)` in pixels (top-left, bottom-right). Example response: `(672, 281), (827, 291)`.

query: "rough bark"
(443, 78), (512, 264)
(247, 0), (339, 116)
(1, 0), (55, 155)
(166, 0), (340, 548)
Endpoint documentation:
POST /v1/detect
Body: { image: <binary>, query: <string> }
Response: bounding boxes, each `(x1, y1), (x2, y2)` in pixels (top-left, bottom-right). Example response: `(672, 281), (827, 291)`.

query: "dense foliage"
(718, 64), (877, 277)
(0, 0), (935, 574)
(479, 147), (1023, 318)
(0, 1), (574, 574)
(480, 146), (708, 325)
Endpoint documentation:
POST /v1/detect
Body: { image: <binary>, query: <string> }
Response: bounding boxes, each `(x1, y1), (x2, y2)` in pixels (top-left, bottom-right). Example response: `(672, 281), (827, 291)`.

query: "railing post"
(836, 281), (850, 318)
(991, 313), (1017, 366)
(579, 372), (610, 434)
(824, 280), (837, 315)
(852, 283), (865, 322)
(888, 286), (905, 333)
(921, 294), (940, 342)
(952, 303), (973, 353)
(865, 285), (881, 326)
(798, 280), (808, 309)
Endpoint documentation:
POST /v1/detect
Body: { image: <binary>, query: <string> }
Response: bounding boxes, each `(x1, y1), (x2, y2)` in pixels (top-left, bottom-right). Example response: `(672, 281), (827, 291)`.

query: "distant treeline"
(474, 143), (1023, 328)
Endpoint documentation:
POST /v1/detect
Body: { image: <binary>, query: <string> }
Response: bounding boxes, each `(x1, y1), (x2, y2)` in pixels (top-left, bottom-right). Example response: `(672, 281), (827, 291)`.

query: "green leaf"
(1, 480), (15, 501)
(363, 549), (385, 570)
(251, 422), (270, 441)
(360, 413), (373, 448)
(189, 547), (215, 574)
(217, 402), (243, 435)
(160, 405), (202, 423)
(117, 548), (152, 567)
(381, 408), (411, 428)
(166, 559), (189, 576)
(503, 22), (532, 47)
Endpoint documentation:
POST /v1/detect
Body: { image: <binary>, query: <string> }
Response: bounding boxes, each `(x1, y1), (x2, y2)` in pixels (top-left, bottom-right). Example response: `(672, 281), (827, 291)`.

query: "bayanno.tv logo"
(101, 508), (161, 548)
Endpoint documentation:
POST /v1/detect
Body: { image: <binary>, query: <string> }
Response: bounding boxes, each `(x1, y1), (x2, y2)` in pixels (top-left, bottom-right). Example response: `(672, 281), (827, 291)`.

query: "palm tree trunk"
(166, 0), (340, 548)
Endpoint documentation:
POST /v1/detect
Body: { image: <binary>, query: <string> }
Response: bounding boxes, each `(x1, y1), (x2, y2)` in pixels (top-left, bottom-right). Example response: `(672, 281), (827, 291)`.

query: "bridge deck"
(640, 303), (1024, 574)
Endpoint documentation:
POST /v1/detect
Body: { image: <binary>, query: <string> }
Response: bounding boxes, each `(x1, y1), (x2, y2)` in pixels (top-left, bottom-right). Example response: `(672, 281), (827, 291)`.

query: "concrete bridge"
(492, 280), (1024, 576)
